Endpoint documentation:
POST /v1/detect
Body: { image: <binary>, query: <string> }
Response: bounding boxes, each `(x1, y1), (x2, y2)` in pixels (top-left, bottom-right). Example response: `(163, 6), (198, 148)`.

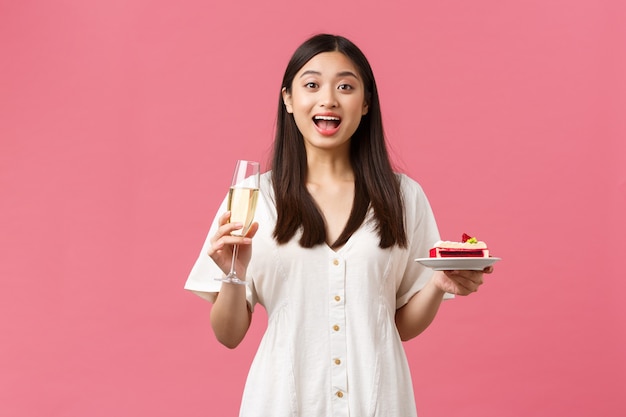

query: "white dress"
(185, 172), (449, 417)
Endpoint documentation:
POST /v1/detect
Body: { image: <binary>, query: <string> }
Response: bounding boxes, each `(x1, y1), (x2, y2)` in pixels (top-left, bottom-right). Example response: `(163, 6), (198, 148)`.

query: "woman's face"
(282, 51), (369, 154)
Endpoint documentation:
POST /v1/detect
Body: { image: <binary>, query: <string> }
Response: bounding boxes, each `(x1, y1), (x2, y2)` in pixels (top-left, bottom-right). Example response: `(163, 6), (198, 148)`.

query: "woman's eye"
(305, 82), (318, 88)
(338, 84), (353, 90)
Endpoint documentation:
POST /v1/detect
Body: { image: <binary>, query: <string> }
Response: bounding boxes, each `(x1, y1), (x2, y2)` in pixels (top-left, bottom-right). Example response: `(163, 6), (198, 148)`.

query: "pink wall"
(1, 0), (624, 416)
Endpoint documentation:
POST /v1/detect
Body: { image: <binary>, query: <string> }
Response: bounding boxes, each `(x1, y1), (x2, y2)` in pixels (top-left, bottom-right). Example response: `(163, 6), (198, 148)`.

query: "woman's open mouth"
(313, 114), (341, 135)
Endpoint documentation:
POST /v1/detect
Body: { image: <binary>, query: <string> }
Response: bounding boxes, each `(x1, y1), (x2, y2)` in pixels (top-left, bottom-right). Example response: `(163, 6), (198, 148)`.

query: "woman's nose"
(319, 86), (338, 108)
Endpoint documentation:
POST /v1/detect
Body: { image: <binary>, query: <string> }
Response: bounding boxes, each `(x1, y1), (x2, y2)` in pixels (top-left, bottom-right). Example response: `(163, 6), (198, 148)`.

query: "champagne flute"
(215, 160), (260, 285)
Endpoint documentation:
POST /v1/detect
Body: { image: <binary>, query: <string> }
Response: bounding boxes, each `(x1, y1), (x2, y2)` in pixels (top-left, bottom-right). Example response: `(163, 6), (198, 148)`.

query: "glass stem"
(228, 244), (239, 277)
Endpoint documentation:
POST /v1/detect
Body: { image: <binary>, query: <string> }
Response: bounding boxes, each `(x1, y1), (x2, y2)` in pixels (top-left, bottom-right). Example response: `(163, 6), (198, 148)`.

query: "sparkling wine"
(227, 187), (259, 236)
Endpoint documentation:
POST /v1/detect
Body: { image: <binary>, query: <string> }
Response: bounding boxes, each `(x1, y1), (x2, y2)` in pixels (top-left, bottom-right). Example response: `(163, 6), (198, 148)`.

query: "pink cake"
(429, 233), (489, 258)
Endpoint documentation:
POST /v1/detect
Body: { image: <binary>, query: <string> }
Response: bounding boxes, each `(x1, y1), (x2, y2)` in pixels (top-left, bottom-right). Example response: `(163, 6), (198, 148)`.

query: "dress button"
(333, 325), (340, 332)
(334, 358), (341, 365)
(336, 391), (344, 398)
(334, 295), (341, 302)
(333, 259), (339, 266)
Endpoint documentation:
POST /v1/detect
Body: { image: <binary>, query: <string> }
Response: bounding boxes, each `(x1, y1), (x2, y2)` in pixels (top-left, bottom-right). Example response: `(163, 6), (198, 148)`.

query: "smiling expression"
(282, 51), (369, 154)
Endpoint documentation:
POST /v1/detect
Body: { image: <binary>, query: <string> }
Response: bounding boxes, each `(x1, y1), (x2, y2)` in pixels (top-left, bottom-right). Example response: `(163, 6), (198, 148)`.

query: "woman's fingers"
(212, 212), (243, 241)
(444, 270), (484, 294)
(245, 222), (259, 238)
(218, 211), (231, 225)
(437, 265), (494, 296)
(208, 213), (257, 256)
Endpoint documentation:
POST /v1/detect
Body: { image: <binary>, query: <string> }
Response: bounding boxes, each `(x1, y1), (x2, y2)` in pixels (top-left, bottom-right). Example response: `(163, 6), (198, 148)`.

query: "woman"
(185, 34), (492, 417)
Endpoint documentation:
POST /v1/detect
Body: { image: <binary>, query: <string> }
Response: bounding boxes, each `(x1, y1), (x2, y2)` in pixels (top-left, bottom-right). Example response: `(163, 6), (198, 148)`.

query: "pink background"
(1, 0), (625, 416)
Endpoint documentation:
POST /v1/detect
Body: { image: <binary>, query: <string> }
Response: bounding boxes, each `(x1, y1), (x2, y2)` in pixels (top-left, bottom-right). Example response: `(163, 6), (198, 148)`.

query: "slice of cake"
(429, 233), (489, 258)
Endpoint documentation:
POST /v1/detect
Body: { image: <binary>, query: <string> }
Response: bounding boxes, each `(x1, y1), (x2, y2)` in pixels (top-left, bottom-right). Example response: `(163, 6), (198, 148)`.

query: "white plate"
(414, 257), (501, 271)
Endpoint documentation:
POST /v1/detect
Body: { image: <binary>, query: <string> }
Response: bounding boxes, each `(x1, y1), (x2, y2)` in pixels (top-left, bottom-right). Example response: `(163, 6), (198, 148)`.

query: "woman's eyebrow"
(299, 70), (321, 78)
(299, 70), (359, 79)
(336, 71), (359, 79)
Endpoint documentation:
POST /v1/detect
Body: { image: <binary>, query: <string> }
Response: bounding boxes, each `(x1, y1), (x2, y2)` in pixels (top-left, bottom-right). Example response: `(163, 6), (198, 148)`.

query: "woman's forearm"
(209, 282), (252, 349)
(395, 274), (447, 341)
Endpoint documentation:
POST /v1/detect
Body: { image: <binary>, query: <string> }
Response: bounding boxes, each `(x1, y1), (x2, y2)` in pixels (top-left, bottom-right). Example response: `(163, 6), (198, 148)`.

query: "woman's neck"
(305, 148), (354, 185)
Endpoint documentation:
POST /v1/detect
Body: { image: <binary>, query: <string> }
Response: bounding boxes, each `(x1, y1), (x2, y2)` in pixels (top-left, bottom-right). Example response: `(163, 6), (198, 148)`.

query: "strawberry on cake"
(429, 233), (489, 258)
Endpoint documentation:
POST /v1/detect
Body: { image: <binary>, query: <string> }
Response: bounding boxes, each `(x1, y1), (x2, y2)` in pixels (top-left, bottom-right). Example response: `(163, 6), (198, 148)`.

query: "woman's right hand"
(207, 211), (259, 277)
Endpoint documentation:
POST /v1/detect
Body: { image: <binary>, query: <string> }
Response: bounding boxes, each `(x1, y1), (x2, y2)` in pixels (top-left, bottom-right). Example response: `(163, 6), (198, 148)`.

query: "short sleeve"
(395, 176), (454, 309)
(183, 196), (259, 311)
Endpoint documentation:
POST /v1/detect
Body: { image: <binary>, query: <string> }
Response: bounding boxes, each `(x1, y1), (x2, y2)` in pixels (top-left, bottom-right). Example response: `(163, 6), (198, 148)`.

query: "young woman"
(185, 34), (492, 417)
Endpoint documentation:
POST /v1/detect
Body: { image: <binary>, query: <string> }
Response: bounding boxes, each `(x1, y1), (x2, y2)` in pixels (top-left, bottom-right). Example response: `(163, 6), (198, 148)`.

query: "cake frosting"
(429, 233), (489, 258)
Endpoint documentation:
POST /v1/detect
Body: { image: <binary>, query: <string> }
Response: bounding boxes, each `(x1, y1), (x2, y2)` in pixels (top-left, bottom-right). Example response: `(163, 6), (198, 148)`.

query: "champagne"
(227, 187), (259, 236)
(216, 160), (260, 285)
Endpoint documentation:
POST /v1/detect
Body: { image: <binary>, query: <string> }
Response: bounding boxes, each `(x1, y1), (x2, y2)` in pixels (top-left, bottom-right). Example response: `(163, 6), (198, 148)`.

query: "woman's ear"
(282, 87), (293, 114)
(362, 100), (369, 116)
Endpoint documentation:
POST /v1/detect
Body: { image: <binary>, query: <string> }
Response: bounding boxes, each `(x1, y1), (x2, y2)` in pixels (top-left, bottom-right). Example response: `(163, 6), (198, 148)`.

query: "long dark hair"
(271, 34), (407, 249)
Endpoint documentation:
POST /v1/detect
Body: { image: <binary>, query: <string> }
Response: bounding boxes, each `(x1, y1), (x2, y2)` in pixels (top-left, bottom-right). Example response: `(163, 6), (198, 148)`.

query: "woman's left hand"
(432, 266), (494, 296)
